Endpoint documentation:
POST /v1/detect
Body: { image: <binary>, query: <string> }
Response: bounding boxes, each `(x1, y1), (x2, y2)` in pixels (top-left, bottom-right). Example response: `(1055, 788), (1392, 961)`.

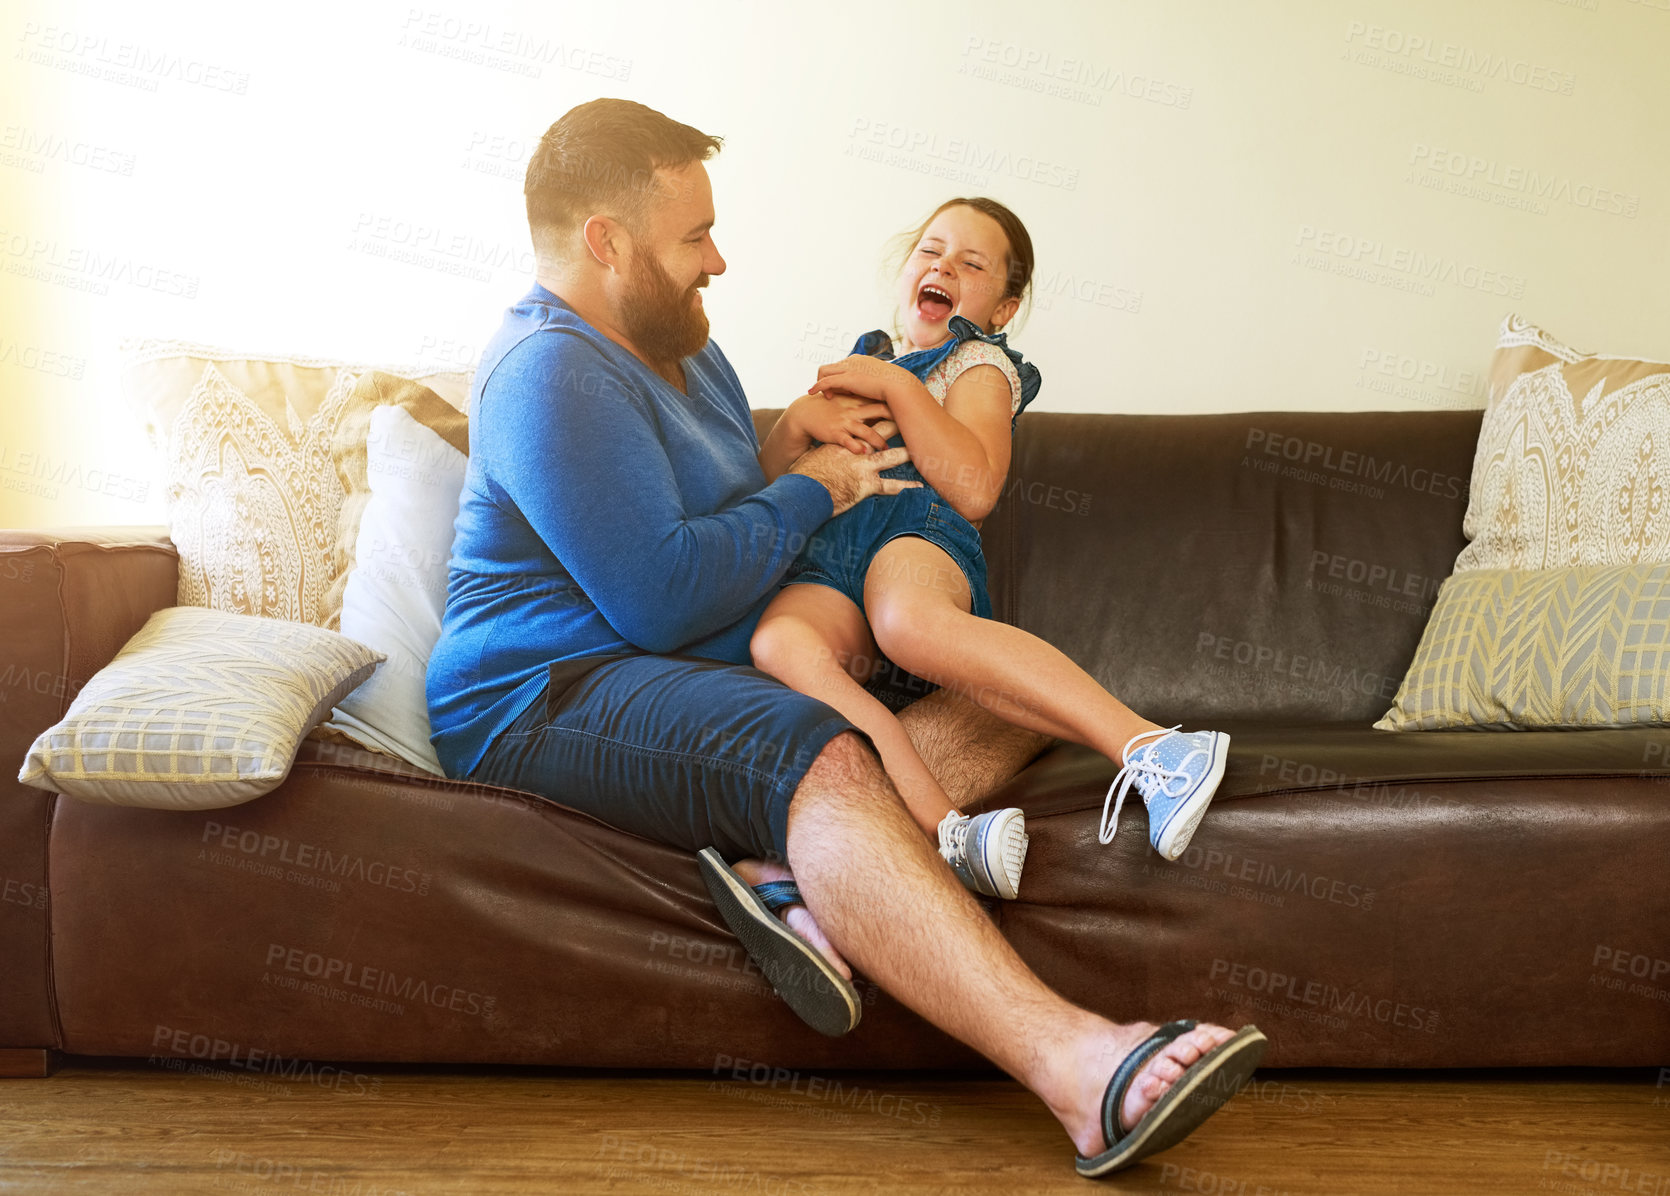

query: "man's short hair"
(525, 98), (722, 244)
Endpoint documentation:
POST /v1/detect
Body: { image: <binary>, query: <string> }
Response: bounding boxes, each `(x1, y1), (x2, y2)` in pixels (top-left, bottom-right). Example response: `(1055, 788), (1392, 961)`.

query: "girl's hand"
(789, 393), (893, 455)
(809, 355), (912, 404)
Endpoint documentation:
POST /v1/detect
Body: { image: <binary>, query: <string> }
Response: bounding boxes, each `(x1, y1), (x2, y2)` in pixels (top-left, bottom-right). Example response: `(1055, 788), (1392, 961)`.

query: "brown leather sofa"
(4, 409), (1668, 1080)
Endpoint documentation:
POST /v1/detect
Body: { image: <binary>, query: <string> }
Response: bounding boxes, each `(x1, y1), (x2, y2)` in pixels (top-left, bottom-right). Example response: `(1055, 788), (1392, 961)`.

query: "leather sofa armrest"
(0, 526), (177, 1052)
(0, 525), (176, 552)
(0, 526), (179, 712)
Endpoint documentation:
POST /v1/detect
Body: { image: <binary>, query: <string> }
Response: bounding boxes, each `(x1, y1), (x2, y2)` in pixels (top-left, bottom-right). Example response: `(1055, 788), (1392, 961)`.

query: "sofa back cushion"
(979, 410), (1481, 726)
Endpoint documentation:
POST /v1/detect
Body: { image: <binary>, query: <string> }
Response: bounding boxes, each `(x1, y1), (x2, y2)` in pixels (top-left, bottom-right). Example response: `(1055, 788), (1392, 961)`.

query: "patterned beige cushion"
(1377, 563), (1670, 731)
(122, 341), (469, 627)
(17, 607), (384, 809)
(1456, 316), (1670, 573)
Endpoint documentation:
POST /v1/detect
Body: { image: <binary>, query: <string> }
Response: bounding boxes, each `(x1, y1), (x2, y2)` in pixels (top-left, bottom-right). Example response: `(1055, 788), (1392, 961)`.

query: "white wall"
(2, 0), (1667, 526)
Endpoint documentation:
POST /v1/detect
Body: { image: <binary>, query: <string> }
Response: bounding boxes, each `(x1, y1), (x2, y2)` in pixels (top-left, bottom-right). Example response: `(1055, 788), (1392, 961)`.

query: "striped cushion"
(1377, 563), (1670, 731)
(17, 607), (383, 808)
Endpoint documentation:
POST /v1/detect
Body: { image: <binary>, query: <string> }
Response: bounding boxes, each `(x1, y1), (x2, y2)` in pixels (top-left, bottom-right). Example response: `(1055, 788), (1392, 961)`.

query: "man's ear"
(581, 215), (629, 273)
(989, 294), (1021, 333)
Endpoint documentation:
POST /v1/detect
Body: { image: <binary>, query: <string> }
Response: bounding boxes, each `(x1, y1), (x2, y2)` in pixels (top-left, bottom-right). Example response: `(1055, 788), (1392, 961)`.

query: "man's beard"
(620, 251), (710, 368)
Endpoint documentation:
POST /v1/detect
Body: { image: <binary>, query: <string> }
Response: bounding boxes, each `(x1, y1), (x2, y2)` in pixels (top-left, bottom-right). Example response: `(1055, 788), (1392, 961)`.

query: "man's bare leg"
(784, 730), (1238, 1154)
(729, 641), (1050, 978)
(732, 644), (1055, 999)
(896, 684), (1053, 810)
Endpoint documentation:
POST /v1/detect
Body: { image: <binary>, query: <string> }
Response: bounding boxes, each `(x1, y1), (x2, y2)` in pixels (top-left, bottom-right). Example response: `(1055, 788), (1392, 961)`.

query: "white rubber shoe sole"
(941, 807), (1030, 900)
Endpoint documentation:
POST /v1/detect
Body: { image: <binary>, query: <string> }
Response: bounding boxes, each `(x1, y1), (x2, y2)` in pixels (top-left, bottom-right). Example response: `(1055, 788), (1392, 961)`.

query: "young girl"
(752, 198), (1229, 900)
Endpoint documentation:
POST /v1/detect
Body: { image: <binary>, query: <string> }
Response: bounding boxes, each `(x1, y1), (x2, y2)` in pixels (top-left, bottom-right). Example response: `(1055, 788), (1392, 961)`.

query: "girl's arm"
(758, 393), (893, 482)
(757, 402), (814, 483)
(811, 355), (1014, 523)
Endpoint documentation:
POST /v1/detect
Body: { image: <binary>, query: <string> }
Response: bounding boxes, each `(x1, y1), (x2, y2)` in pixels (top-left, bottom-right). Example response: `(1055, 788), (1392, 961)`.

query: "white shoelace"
(937, 810), (967, 859)
(1098, 725), (1185, 844)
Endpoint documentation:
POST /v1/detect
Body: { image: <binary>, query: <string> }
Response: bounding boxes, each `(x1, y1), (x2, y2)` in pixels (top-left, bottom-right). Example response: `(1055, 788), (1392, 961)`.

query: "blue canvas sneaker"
(1099, 727), (1230, 860)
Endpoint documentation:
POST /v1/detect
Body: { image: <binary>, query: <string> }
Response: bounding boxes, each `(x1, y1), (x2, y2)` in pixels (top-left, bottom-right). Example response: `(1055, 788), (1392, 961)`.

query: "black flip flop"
(1076, 1020), (1268, 1177)
(695, 848), (862, 1037)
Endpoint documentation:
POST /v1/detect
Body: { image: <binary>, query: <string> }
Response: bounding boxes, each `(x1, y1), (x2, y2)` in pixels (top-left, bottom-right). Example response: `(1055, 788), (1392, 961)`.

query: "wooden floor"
(1, 1060), (1666, 1194)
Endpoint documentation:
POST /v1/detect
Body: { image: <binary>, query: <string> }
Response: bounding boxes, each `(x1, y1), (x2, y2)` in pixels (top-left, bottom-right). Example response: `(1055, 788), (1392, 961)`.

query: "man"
(425, 97), (1263, 1177)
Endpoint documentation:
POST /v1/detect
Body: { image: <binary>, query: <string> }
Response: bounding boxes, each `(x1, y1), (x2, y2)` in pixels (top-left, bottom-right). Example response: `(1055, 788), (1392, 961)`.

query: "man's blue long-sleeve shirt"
(425, 283), (833, 777)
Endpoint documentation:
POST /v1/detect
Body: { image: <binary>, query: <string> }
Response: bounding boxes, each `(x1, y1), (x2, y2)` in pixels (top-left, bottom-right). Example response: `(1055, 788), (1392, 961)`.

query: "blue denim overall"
(784, 316), (1042, 629)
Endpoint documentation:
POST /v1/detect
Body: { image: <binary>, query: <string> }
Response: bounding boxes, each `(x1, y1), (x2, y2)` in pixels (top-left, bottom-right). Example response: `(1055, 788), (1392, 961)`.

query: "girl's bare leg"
(750, 584), (957, 840)
(864, 538), (1164, 765)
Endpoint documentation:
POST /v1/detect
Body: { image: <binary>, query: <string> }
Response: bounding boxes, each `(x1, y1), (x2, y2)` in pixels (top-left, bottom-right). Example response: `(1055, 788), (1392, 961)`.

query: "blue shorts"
(471, 654), (857, 862)
(784, 483), (993, 621)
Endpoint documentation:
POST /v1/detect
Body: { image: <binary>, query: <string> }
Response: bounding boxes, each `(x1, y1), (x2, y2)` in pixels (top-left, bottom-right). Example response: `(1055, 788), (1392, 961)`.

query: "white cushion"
(322, 404), (466, 774)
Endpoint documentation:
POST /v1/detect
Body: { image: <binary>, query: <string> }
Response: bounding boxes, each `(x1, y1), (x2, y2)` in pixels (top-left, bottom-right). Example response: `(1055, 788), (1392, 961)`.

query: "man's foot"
(1058, 1020), (1243, 1158)
(1098, 728), (1229, 861)
(731, 857), (851, 980)
(937, 807), (1029, 899)
(1073, 1021), (1267, 1176)
(699, 850), (861, 1036)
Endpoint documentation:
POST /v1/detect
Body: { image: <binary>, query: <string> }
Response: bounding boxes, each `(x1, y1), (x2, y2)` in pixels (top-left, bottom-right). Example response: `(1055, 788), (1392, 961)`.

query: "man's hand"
(787, 393), (893, 455)
(789, 443), (920, 517)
